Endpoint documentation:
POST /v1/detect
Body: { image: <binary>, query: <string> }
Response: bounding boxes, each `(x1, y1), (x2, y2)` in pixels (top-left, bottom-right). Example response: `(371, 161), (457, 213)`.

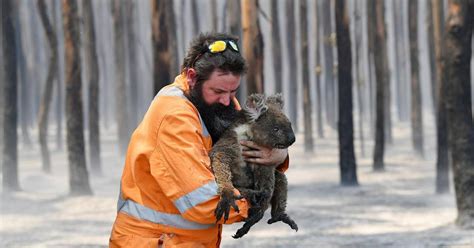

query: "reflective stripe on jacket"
(110, 74), (249, 247)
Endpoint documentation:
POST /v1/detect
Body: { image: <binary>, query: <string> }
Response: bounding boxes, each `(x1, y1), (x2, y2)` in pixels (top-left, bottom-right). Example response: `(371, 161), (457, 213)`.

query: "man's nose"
(219, 95), (231, 106)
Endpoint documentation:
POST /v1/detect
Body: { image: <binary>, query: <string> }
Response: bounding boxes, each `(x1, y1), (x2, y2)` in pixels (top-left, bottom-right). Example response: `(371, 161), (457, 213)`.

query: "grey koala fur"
(210, 93), (298, 239)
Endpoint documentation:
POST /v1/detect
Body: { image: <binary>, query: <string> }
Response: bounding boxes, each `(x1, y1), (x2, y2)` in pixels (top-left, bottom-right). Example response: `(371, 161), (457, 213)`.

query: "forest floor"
(1, 120), (473, 247)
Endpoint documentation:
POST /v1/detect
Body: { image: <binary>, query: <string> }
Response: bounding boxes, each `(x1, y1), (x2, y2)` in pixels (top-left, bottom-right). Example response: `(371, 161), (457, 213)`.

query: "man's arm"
(150, 111), (249, 225)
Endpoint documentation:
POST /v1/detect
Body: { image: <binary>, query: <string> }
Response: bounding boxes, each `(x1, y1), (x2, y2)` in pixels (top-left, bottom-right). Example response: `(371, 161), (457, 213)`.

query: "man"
(109, 33), (290, 247)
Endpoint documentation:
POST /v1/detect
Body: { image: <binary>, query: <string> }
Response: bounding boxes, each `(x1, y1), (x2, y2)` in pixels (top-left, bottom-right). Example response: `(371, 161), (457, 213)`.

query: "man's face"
(199, 70), (241, 106)
(186, 69), (241, 143)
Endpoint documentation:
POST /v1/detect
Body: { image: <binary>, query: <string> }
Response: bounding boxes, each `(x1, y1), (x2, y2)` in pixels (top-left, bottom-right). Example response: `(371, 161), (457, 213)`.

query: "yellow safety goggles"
(207, 40), (239, 53)
(191, 40), (240, 68)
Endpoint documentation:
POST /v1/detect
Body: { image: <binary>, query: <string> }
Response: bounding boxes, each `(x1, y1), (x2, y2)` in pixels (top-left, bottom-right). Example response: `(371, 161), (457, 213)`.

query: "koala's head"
(244, 93), (295, 149)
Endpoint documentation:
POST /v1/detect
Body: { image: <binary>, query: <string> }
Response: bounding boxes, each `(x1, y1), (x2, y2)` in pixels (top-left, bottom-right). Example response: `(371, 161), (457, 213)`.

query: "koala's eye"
(273, 127), (280, 132)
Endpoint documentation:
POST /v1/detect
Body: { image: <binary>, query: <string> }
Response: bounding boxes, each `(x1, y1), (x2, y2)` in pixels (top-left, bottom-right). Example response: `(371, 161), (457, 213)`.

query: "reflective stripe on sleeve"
(117, 196), (214, 230)
(174, 181), (218, 213)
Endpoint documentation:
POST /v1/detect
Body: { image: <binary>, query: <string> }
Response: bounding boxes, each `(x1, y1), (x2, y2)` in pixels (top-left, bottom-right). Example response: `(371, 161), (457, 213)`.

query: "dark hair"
(181, 32), (248, 83)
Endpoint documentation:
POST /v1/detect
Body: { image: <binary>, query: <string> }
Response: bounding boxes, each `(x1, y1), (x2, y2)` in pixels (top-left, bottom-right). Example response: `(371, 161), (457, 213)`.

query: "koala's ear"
(245, 94), (268, 121)
(266, 93), (284, 110)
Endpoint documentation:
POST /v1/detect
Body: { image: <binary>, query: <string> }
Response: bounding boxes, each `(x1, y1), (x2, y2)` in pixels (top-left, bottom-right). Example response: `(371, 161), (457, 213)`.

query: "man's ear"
(186, 68), (197, 88)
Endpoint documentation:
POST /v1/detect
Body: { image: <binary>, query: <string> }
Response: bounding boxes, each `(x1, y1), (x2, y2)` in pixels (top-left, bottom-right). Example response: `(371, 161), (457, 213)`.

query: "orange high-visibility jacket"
(109, 74), (289, 247)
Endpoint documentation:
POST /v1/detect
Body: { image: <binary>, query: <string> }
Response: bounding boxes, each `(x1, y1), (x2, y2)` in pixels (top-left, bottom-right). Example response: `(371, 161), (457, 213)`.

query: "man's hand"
(240, 140), (288, 166)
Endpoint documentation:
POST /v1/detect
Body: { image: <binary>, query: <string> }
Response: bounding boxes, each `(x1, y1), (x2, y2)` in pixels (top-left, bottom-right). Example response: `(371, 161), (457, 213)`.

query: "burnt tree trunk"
(271, 1), (283, 93)
(226, 0), (242, 40)
(83, 0), (102, 175)
(285, 0), (298, 129)
(191, 0), (200, 35)
(382, 0), (392, 146)
(432, 0), (449, 194)
(444, 0), (474, 228)
(394, 0), (409, 122)
(16, 3), (32, 149)
(315, 1), (324, 138)
(353, 0), (364, 157)
(125, 1), (139, 128)
(427, 0), (438, 118)
(2, 0), (20, 192)
(366, 0), (375, 135)
(166, 0), (179, 74)
(37, 0), (57, 173)
(300, 0), (314, 153)
(112, 0), (129, 154)
(409, 0), (424, 157)
(322, 0), (336, 129)
(335, 0), (358, 186)
(372, 0), (387, 171)
(211, 0), (218, 31)
(242, 0), (264, 95)
(62, 0), (92, 196)
(390, 0), (400, 122)
(54, 2), (63, 151)
(225, 0), (243, 101)
(152, 0), (172, 94)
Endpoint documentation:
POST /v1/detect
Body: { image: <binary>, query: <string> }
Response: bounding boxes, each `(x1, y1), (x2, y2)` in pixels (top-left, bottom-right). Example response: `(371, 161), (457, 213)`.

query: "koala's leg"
(233, 208), (265, 239)
(211, 151), (242, 223)
(253, 165), (276, 209)
(267, 170), (298, 231)
(269, 170), (288, 216)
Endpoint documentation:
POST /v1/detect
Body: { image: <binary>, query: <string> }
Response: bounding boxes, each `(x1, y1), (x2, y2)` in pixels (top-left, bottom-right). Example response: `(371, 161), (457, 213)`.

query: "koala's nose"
(287, 131), (296, 146)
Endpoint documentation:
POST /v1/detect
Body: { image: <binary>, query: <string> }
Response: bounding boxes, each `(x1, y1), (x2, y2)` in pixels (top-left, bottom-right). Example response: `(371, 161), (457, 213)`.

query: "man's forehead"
(205, 72), (240, 91)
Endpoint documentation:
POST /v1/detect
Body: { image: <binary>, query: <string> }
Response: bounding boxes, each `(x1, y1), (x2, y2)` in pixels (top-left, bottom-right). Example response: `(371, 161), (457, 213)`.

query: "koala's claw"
(215, 190), (243, 223)
(232, 228), (249, 239)
(267, 213), (298, 232)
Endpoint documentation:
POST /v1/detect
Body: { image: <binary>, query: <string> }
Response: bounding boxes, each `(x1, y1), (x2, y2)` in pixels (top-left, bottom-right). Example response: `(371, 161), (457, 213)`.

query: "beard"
(186, 82), (239, 144)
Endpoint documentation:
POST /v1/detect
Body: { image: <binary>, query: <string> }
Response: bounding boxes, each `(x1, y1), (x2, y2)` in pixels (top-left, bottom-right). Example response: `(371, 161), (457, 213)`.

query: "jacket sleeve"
(150, 109), (249, 225)
(276, 155), (290, 173)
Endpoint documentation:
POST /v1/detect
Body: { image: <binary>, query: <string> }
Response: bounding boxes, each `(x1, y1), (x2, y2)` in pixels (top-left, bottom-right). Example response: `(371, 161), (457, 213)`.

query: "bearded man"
(109, 33), (290, 247)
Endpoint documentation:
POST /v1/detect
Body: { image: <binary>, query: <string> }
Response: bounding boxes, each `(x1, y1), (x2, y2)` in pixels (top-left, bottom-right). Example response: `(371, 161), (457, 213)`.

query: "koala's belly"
(230, 163), (255, 189)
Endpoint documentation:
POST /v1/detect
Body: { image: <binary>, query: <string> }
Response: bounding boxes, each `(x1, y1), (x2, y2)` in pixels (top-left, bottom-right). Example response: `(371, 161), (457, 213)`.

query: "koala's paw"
(232, 226), (249, 239)
(267, 213), (298, 231)
(215, 189), (243, 223)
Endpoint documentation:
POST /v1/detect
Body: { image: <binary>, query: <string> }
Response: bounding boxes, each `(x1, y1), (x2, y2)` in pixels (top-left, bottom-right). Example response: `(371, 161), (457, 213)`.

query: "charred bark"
(271, 1), (283, 93)
(432, 0), (449, 194)
(62, 0), (92, 195)
(335, 0), (358, 186)
(300, 0), (314, 153)
(2, 0), (20, 192)
(322, 0), (336, 129)
(191, 0), (200, 35)
(372, 0), (388, 171)
(112, 0), (130, 154)
(152, 0), (173, 94)
(37, 0), (57, 173)
(285, 0), (298, 129)
(409, 0), (424, 157)
(225, 0), (243, 101)
(315, 1), (324, 138)
(83, 0), (102, 175)
(242, 0), (264, 95)
(353, 0), (364, 156)
(444, 0), (474, 228)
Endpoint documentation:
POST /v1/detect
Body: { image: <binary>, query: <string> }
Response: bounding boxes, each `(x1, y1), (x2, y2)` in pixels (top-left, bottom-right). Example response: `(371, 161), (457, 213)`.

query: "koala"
(210, 93), (298, 239)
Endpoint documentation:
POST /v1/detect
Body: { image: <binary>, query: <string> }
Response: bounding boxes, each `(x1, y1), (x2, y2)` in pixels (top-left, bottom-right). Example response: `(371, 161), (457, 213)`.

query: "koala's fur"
(210, 93), (298, 239)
